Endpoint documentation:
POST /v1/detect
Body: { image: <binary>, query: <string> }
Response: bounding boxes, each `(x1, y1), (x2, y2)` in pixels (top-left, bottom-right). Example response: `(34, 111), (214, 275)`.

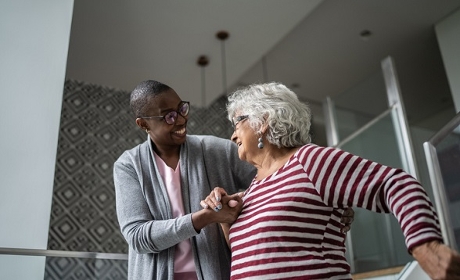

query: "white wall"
(0, 0), (74, 279)
(436, 8), (460, 113)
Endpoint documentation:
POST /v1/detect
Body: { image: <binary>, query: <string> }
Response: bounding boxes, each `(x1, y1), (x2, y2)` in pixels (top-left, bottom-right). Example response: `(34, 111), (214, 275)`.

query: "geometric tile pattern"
(187, 94), (235, 140)
(45, 79), (232, 279)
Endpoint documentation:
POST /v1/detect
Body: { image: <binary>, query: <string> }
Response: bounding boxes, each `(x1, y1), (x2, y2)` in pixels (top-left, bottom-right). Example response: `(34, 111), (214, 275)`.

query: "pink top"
(154, 153), (198, 280)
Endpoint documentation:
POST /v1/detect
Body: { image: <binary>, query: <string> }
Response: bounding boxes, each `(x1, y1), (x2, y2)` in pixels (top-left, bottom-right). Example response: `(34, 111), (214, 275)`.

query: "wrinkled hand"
(341, 207), (354, 233)
(200, 187), (243, 211)
(200, 187), (227, 211)
(200, 187), (244, 224)
(412, 240), (460, 279)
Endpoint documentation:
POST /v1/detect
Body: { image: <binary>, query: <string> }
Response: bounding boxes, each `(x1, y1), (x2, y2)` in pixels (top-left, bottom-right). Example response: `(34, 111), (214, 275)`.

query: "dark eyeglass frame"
(232, 115), (249, 130)
(139, 101), (190, 125)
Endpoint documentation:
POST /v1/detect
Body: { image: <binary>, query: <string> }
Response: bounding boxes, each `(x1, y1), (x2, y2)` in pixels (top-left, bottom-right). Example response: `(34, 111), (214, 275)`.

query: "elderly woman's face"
(231, 113), (258, 162)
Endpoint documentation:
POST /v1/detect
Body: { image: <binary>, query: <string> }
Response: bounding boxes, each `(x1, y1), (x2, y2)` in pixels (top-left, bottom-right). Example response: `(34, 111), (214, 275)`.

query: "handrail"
(334, 105), (395, 149)
(0, 247), (128, 260)
(352, 265), (406, 279)
(427, 111), (460, 145)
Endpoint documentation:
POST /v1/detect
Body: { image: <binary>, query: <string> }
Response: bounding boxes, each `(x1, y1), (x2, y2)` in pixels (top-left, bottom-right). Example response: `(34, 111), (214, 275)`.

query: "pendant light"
(216, 31), (229, 95)
(197, 55), (209, 107)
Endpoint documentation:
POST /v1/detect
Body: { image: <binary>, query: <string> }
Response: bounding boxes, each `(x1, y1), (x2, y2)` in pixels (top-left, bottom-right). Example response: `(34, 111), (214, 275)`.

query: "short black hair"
(130, 80), (172, 117)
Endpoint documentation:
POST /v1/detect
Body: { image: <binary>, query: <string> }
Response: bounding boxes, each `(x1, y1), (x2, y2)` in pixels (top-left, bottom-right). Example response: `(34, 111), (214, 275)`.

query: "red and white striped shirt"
(229, 144), (442, 280)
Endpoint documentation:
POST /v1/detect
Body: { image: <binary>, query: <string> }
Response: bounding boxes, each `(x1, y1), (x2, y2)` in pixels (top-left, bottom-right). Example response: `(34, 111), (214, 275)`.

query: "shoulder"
(296, 143), (325, 156)
(295, 144), (342, 162)
(186, 135), (241, 164)
(115, 139), (150, 164)
(187, 134), (235, 149)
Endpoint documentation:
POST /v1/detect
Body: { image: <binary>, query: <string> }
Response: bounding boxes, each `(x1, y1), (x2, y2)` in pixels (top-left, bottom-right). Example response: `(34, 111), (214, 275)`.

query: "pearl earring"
(257, 137), (264, 149)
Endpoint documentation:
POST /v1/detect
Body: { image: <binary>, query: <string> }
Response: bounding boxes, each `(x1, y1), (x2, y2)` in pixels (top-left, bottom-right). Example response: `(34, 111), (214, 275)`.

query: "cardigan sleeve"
(113, 150), (198, 254)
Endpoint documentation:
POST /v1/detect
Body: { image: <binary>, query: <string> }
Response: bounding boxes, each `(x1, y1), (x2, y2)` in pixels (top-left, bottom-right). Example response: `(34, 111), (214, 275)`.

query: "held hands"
(200, 187), (244, 224)
(411, 240), (460, 279)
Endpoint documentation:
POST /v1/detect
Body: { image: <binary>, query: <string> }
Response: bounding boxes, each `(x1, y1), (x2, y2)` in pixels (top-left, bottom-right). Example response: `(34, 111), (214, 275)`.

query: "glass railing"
(423, 111), (460, 251)
(323, 57), (420, 273)
(337, 107), (413, 273)
(0, 247), (128, 279)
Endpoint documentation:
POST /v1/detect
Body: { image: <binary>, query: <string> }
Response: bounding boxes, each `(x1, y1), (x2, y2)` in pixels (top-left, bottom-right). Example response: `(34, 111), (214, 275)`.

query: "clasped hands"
(199, 187), (244, 224)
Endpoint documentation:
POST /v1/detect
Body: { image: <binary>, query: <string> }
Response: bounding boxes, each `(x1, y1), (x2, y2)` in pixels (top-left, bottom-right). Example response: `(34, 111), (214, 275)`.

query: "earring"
(258, 137), (264, 149)
(145, 128), (149, 133)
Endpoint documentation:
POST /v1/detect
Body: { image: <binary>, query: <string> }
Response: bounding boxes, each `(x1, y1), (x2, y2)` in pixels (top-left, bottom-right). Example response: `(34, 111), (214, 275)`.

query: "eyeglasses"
(139, 101), (190, 125)
(232, 115), (249, 130)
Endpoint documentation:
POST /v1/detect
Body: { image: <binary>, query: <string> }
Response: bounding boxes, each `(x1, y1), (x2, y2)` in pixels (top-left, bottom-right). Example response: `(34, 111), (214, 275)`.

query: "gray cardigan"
(114, 135), (256, 280)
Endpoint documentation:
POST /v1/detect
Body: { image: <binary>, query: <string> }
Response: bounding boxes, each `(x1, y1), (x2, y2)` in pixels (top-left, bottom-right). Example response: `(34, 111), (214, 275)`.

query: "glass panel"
(0, 255), (46, 280)
(433, 127), (460, 249)
(333, 70), (388, 141)
(339, 112), (413, 273)
(409, 108), (458, 208)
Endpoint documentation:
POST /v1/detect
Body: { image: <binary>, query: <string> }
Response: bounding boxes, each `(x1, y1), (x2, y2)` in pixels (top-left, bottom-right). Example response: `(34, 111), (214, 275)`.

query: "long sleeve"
(299, 144), (443, 251)
(113, 150), (198, 254)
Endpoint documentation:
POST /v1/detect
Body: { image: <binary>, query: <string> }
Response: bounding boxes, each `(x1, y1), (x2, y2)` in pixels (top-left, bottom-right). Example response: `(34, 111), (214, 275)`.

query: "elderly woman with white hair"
(203, 82), (460, 280)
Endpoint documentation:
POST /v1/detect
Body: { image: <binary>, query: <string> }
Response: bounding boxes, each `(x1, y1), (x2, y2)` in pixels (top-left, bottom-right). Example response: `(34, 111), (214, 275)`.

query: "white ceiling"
(65, 0), (460, 141)
(66, 0), (322, 104)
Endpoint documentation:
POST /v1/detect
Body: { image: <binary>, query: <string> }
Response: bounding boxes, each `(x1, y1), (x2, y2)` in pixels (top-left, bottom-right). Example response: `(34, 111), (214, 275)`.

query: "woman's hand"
(341, 207), (354, 233)
(200, 187), (243, 211)
(200, 187), (244, 224)
(200, 187), (227, 212)
(200, 187), (244, 246)
(412, 240), (460, 279)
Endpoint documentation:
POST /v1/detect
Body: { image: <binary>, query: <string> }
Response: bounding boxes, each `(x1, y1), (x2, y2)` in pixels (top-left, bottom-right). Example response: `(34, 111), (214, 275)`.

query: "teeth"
(175, 128), (186, 135)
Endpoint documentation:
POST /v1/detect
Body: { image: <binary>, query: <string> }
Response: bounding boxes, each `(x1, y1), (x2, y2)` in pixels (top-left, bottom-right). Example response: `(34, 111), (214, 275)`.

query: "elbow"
(129, 242), (160, 254)
(123, 224), (161, 254)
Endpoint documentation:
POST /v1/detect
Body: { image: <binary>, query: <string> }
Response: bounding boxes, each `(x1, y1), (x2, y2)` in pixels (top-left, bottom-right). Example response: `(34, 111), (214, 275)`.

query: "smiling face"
(231, 113), (259, 163)
(136, 89), (188, 151)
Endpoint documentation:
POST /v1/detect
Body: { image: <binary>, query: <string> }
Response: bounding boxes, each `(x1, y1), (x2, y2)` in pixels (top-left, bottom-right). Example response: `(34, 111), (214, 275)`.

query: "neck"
(253, 146), (299, 180)
(150, 139), (181, 169)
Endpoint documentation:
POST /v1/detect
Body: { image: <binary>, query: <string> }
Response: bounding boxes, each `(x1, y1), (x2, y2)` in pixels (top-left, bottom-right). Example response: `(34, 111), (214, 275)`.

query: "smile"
(174, 127), (186, 135)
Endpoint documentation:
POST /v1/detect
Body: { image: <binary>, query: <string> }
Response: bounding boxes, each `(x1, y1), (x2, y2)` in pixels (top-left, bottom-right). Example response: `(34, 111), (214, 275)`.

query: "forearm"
(122, 214), (198, 253)
(191, 208), (220, 231)
(191, 201), (242, 229)
(115, 161), (199, 253)
(384, 174), (442, 250)
(220, 223), (231, 247)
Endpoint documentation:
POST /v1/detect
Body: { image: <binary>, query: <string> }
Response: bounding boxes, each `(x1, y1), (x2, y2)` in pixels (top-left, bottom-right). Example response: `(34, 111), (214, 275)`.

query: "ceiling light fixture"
(197, 55), (209, 107)
(360, 30), (372, 41)
(216, 30), (230, 95)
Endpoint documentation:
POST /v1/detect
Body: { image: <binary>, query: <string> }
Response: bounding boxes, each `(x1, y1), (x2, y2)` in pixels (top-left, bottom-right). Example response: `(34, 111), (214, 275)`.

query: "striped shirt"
(229, 144), (442, 280)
